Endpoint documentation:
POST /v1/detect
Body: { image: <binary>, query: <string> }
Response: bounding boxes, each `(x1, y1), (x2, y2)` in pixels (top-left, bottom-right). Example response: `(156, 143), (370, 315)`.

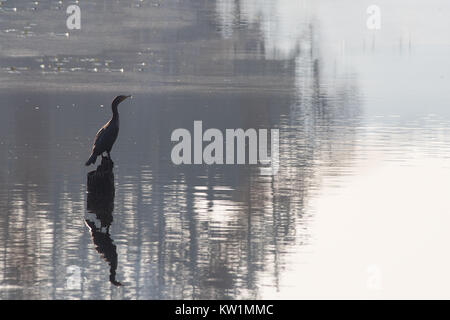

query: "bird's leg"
(106, 151), (114, 167)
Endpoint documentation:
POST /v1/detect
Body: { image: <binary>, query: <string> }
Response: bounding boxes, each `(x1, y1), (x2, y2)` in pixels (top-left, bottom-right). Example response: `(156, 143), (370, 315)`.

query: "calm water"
(1, 0), (450, 299)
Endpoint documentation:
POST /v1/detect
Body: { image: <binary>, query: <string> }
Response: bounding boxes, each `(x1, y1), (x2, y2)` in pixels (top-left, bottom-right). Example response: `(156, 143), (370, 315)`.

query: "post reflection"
(86, 157), (122, 286)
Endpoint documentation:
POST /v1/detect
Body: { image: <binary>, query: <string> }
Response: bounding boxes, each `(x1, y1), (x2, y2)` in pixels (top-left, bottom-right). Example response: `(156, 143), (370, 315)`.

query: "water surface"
(1, 0), (450, 299)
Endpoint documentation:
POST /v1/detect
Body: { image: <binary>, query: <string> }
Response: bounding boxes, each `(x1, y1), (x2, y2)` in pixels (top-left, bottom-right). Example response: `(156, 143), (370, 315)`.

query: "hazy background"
(0, 0), (450, 299)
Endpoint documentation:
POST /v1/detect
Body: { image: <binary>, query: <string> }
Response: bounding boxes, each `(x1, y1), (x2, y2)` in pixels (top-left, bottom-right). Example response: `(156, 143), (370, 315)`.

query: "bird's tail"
(85, 154), (97, 166)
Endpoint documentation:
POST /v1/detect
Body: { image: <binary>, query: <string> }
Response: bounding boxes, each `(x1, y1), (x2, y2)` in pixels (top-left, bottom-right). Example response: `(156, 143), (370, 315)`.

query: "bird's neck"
(112, 103), (119, 120)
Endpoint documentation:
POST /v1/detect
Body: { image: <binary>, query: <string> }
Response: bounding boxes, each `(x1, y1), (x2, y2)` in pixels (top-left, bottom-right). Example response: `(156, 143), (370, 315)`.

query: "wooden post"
(87, 156), (115, 227)
(85, 156), (121, 285)
(87, 156), (115, 197)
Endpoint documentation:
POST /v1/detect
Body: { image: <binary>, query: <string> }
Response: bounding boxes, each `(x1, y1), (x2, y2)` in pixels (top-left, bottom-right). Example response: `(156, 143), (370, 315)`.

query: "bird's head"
(112, 95), (132, 107)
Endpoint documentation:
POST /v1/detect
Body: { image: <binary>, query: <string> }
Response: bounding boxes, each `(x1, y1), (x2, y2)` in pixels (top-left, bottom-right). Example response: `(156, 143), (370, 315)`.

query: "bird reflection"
(85, 156), (122, 286)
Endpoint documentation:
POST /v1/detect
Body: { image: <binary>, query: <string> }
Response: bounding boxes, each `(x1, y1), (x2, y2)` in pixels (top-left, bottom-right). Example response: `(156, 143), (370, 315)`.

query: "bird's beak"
(122, 95), (132, 103)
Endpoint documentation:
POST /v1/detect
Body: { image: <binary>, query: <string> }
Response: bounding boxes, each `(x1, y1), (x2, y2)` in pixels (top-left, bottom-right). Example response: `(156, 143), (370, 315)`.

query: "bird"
(85, 95), (131, 166)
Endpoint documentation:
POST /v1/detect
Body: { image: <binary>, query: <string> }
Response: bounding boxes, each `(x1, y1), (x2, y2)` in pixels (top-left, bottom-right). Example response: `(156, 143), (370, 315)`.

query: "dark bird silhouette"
(85, 95), (131, 166)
